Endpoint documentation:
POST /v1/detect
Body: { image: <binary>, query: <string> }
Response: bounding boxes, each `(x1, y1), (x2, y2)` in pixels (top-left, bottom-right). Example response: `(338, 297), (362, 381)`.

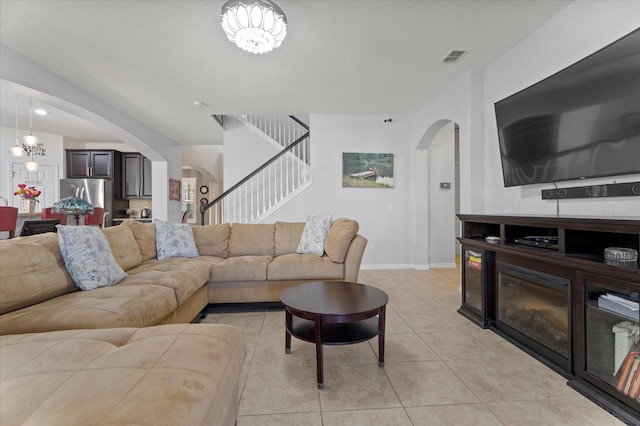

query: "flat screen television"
(495, 28), (640, 187)
(19, 219), (60, 237)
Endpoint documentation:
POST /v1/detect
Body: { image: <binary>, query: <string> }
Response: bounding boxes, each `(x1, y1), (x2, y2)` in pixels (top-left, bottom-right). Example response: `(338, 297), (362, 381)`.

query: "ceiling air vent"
(442, 50), (467, 63)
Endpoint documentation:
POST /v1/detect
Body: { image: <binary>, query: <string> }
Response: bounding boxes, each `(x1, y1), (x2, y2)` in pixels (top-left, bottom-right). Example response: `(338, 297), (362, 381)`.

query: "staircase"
(200, 115), (310, 224)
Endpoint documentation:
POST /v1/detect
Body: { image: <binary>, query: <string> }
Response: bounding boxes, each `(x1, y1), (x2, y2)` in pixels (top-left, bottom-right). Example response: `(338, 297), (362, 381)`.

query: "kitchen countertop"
(112, 218), (153, 223)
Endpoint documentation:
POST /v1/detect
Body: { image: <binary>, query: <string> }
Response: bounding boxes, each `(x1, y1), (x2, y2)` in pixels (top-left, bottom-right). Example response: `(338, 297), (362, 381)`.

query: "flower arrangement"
(14, 184), (41, 201)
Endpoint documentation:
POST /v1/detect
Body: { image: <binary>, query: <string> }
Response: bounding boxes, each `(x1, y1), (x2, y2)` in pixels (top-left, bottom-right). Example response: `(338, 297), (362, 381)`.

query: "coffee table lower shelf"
(286, 316), (380, 346)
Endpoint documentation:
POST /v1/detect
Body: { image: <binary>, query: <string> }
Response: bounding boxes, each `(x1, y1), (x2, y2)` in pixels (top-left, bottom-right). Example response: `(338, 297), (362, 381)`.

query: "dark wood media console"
(457, 214), (639, 424)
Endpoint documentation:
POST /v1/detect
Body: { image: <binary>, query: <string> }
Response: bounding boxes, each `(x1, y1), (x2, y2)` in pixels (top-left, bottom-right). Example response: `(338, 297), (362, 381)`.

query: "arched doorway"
(416, 119), (460, 268)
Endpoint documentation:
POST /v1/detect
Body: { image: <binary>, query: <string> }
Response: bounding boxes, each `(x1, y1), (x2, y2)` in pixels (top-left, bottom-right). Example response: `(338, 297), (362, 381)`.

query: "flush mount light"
(221, 0), (287, 54)
(34, 109), (48, 116)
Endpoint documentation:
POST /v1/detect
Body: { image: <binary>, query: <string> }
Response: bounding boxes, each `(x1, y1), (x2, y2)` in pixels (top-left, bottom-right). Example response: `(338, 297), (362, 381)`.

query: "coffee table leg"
(315, 317), (324, 389)
(378, 305), (386, 367)
(285, 311), (292, 354)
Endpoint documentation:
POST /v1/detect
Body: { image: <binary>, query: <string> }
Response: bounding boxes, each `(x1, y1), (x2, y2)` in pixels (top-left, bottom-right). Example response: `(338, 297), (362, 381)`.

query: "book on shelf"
(598, 293), (639, 321)
(616, 340), (640, 400)
(466, 250), (481, 269)
(630, 366), (640, 399)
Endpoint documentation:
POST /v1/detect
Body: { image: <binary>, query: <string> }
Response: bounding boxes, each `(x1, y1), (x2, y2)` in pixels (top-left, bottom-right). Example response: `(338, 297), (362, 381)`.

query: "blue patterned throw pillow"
(57, 225), (127, 291)
(154, 219), (199, 260)
(296, 214), (332, 256)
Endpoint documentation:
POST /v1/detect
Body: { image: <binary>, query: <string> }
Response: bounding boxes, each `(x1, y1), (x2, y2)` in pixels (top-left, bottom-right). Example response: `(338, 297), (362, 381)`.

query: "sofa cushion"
(0, 324), (246, 426)
(0, 233), (76, 316)
(268, 253), (344, 280)
(124, 258), (211, 305)
(102, 225), (143, 271)
(211, 256), (272, 282)
(296, 214), (332, 256)
(193, 223), (230, 258)
(324, 218), (359, 263)
(0, 285), (177, 335)
(121, 220), (157, 261)
(229, 223), (275, 256)
(155, 219), (199, 260)
(57, 226), (127, 291)
(275, 222), (305, 256)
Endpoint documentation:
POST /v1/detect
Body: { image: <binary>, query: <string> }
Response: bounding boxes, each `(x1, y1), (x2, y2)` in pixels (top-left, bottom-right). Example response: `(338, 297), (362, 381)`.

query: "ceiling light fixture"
(9, 95), (44, 172)
(34, 108), (48, 116)
(24, 157), (39, 172)
(22, 98), (38, 146)
(9, 95), (25, 157)
(221, 0), (287, 54)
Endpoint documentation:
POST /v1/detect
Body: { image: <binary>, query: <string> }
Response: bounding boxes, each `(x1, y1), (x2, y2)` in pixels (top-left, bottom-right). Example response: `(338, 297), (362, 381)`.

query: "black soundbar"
(541, 181), (640, 200)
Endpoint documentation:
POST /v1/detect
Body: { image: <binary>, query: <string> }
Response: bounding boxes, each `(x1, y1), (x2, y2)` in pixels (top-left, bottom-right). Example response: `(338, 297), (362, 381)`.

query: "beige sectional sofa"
(1, 324), (246, 426)
(0, 218), (366, 335)
(0, 218), (366, 425)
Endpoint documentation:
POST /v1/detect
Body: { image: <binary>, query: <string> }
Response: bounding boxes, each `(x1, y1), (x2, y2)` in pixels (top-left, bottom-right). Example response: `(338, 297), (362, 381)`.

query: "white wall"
(481, 0), (640, 217)
(64, 140), (138, 152)
(264, 114), (415, 269)
(428, 122), (456, 267)
(414, 0), (640, 219)
(182, 145), (222, 185)
(223, 116), (280, 188)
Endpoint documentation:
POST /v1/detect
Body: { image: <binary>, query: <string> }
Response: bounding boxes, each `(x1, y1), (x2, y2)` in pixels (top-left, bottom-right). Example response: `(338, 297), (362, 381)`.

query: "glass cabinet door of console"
(463, 248), (483, 313)
(585, 278), (639, 405)
(497, 264), (569, 360)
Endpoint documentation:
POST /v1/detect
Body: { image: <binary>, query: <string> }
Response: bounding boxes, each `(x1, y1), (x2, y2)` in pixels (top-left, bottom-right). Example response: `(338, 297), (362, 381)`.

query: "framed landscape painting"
(342, 152), (394, 188)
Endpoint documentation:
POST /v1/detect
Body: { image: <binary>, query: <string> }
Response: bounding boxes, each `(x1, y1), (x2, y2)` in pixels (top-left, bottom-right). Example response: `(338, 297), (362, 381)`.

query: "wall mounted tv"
(495, 28), (640, 187)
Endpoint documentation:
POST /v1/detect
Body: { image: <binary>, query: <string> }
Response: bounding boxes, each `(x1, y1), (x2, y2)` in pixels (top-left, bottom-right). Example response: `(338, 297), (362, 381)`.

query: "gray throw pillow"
(155, 219), (199, 260)
(57, 225), (127, 291)
(296, 214), (332, 256)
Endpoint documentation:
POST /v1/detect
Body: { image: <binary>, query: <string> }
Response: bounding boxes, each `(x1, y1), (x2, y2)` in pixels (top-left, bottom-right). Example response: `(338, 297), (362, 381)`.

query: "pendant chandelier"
(9, 96), (25, 157)
(22, 99), (38, 146)
(221, 0), (287, 54)
(9, 95), (44, 172)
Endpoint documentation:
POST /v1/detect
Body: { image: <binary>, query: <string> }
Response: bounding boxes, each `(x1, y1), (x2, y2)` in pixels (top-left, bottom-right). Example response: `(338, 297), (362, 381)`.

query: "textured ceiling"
(0, 0), (571, 145)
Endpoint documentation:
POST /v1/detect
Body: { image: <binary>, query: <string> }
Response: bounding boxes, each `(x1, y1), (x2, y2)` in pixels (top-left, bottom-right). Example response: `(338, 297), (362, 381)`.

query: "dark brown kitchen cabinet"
(66, 150), (120, 179)
(122, 153), (152, 199)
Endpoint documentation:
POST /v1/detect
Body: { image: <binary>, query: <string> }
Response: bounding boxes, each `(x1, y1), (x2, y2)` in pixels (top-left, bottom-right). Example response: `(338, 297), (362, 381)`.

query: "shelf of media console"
(459, 237), (639, 275)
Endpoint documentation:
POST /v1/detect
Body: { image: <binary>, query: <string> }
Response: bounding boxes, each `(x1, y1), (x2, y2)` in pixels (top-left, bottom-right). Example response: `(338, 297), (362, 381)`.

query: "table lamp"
(52, 188), (94, 226)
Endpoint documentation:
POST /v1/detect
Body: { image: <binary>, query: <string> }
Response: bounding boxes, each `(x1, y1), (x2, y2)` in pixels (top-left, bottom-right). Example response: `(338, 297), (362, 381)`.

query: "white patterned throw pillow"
(155, 219), (199, 260)
(296, 214), (332, 256)
(57, 225), (127, 291)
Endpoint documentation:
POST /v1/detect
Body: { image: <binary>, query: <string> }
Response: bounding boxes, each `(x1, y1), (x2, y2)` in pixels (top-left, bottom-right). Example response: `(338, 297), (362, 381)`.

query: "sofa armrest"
(343, 234), (367, 282)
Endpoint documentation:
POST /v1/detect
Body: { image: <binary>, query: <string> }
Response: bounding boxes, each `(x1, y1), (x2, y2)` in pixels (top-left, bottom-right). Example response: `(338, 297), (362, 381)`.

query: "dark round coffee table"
(280, 281), (389, 389)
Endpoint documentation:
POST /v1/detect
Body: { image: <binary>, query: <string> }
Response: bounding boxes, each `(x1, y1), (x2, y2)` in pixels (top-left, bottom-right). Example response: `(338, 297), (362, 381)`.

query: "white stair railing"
(201, 115), (310, 224)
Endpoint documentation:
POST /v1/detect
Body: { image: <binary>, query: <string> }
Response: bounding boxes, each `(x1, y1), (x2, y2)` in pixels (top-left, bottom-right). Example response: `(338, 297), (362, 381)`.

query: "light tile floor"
(202, 268), (627, 425)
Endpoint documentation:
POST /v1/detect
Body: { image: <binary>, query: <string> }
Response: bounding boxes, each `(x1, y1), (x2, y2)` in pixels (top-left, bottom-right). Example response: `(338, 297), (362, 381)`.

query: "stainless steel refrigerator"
(59, 179), (114, 226)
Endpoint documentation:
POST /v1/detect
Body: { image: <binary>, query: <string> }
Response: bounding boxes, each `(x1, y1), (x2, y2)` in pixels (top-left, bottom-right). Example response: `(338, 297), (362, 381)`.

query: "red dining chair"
(84, 207), (105, 227)
(0, 206), (19, 239)
(41, 207), (68, 225)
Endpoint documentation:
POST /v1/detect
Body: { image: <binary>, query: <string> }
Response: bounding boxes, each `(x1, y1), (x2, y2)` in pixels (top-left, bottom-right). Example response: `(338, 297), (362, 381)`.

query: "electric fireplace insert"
(496, 262), (571, 370)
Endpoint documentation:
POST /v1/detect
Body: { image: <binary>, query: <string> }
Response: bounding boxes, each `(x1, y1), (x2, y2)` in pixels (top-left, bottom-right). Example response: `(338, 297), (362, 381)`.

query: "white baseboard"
(429, 262), (457, 269)
(361, 263), (455, 270)
(361, 264), (415, 270)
